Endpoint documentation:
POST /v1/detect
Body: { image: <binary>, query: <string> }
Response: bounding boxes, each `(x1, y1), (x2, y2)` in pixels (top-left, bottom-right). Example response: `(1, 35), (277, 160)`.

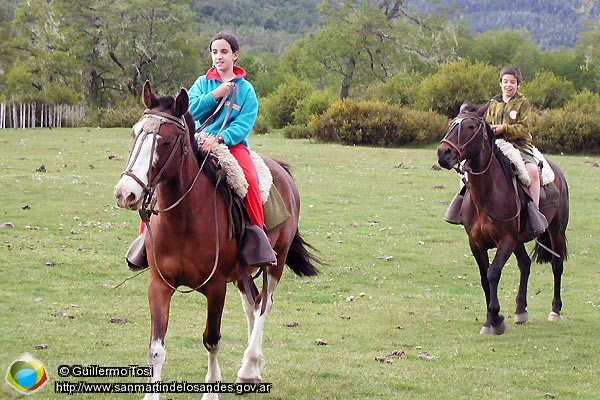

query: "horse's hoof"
(548, 311), (561, 322)
(480, 320), (506, 335)
(479, 325), (492, 335)
(514, 312), (529, 324)
(236, 376), (262, 384)
(491, 320), (506, 335)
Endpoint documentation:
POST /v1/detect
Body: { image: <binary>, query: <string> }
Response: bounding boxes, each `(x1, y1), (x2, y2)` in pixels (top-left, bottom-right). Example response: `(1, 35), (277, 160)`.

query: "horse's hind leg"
(235, 278), (258, 340)
(236, 272), (280, 384)
(144, 276), (174, 400)
(513, 243), (531, 324)
(548, 232), (565, 322)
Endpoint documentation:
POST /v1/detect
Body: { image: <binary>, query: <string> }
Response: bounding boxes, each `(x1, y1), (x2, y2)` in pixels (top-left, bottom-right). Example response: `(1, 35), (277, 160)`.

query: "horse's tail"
(532, 230), (568, 264)
(285, 229), (321, 277)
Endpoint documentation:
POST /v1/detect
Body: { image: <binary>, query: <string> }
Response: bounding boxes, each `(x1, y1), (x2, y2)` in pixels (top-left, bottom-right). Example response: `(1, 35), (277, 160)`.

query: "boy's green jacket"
(485, 92), (533, 149)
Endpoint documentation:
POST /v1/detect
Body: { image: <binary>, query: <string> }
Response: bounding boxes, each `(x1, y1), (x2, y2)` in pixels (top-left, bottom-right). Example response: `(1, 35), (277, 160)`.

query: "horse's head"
(114, 81), (192, 210)
(437, 101), (492, 170)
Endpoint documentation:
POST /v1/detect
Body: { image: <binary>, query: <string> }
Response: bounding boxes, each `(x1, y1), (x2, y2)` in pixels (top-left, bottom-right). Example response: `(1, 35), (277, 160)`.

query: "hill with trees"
(3, 0), (600, 154)
(437, 0), (600, 49)
(187, 0), (600, 52)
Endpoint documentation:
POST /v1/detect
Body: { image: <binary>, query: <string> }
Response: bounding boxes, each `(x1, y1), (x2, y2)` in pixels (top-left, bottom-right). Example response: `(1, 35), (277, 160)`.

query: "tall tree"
(8, 0), (202, 107)
(292, 0), (457, 98)
(4, 0), (80, 103)
(53, 0), (201, 105)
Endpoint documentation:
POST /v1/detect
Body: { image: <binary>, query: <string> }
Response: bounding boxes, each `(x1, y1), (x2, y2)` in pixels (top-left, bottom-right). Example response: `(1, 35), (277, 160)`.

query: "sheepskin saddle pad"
(195, 133), (290, 231)
(495, 139), (559, 207)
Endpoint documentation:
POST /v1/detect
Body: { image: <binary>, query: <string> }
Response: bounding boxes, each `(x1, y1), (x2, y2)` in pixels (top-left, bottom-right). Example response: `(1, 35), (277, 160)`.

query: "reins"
(121, 84), (238, 293)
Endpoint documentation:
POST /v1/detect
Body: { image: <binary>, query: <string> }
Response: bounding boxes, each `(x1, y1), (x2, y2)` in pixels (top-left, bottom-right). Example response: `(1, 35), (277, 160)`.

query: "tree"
(577, 27), (600, 93)
(523, 70), (576, 110)
(5, 0), (81, 103)
(54, 0), (201, 105)
(8, 0), (202, 107)
(458, 29), (540, 80)
(0, 3), (13, 100)
(292, 0), (458, 99)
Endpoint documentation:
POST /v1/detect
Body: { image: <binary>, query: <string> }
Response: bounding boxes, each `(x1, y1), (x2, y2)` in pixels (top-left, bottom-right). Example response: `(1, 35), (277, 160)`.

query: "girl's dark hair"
(209, 32), (240, 53)
(499, 66), (522, 85)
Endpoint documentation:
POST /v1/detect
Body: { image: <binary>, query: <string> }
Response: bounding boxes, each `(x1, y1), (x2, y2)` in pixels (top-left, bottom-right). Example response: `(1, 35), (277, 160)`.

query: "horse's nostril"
(126, 192), (137, 204)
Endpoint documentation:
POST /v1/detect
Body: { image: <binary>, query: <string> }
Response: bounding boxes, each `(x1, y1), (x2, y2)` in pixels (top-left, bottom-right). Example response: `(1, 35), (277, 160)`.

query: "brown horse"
(114, 82), (319, 399)
(437, 102), (568, 335)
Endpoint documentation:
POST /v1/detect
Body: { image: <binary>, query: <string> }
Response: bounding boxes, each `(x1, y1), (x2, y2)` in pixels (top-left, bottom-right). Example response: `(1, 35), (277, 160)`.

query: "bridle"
(441, 113), (521, 222)
(121, 109), (193, 215)
(440, 113), (493, 176)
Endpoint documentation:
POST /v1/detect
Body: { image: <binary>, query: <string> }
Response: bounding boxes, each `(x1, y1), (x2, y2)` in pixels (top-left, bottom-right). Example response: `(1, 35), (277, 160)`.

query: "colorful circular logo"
(5, 353), (48, 395)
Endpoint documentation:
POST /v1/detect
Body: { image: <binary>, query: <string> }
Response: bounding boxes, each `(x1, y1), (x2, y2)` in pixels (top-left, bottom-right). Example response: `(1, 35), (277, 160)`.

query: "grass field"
(1, 127), (598, 399)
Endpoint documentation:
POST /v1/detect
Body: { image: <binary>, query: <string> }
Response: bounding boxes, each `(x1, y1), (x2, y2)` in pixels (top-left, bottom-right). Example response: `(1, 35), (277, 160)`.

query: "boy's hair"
(499, 66), (522, 85)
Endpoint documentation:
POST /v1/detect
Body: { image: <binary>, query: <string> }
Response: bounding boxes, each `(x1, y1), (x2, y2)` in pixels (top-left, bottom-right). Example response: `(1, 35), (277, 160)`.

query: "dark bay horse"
(437, 102), (568, 335)
(113, 82), (319, 399)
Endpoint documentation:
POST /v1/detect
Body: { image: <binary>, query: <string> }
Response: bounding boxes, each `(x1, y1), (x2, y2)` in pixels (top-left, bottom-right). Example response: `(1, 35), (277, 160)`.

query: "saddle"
(195, 133), (290, 235)
(496, 140), (555, 238)
(495, 139), (559, 209)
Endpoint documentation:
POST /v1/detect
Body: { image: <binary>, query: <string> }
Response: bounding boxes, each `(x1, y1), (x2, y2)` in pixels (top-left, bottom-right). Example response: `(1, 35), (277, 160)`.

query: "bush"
(532, 100), (600, 154)
(84, 104), (145, 128)
(365, 71), (423, 107)
(252, 114), (270, 135)
(523, 70), (576, 110)
(291, 91), (336, 126)
(282, 124), (311, 139)
(413, 60), (498, 117)
(308, 99), (448, 146)
(259, 76), (312, 128)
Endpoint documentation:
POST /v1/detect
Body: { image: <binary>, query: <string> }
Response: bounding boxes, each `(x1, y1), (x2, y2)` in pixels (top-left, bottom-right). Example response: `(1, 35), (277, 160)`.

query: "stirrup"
(444, 193), (464, 225)
(526, 202), (548, 236)
(126, 232), (148, 271)
(238, 224), (277, 267)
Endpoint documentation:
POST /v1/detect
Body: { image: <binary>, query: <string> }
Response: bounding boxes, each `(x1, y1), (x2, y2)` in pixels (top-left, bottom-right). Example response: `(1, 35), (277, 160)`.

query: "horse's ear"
(459, 101), (471, 113)
(174, 88), (189, 118)
(142, 80), (159, 109)
(477, 101), (490, 117)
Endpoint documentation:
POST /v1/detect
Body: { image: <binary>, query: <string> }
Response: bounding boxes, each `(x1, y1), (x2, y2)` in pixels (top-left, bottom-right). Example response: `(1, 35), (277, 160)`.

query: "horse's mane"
(184, 111), (199, 158)
(489, 125), (517, 185)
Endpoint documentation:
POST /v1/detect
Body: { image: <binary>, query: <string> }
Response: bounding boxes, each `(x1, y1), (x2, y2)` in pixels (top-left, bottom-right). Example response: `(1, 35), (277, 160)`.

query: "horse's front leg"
(236, 273), (280, 384)
(513, 243), (531, 324)
(470, 242), (492, 332)
(144, 275), (174, 400)
(481, 241), (516, 335)
(201, 283), (227, 400)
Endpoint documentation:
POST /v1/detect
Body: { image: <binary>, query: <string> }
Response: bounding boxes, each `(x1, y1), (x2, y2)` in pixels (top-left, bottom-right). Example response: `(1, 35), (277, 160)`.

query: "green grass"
(1, 128), (599, 399)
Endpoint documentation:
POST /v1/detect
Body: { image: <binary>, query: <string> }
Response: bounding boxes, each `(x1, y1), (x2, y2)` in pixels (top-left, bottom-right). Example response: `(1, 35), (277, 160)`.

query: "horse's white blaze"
(237, 274), (278, 382)
(114, 119), (157, 209)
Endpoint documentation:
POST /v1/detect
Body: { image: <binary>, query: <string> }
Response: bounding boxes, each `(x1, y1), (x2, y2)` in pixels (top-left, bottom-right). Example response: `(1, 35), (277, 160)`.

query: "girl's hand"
(201, 135), (220, 153)
(212, 82), (234, 99)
